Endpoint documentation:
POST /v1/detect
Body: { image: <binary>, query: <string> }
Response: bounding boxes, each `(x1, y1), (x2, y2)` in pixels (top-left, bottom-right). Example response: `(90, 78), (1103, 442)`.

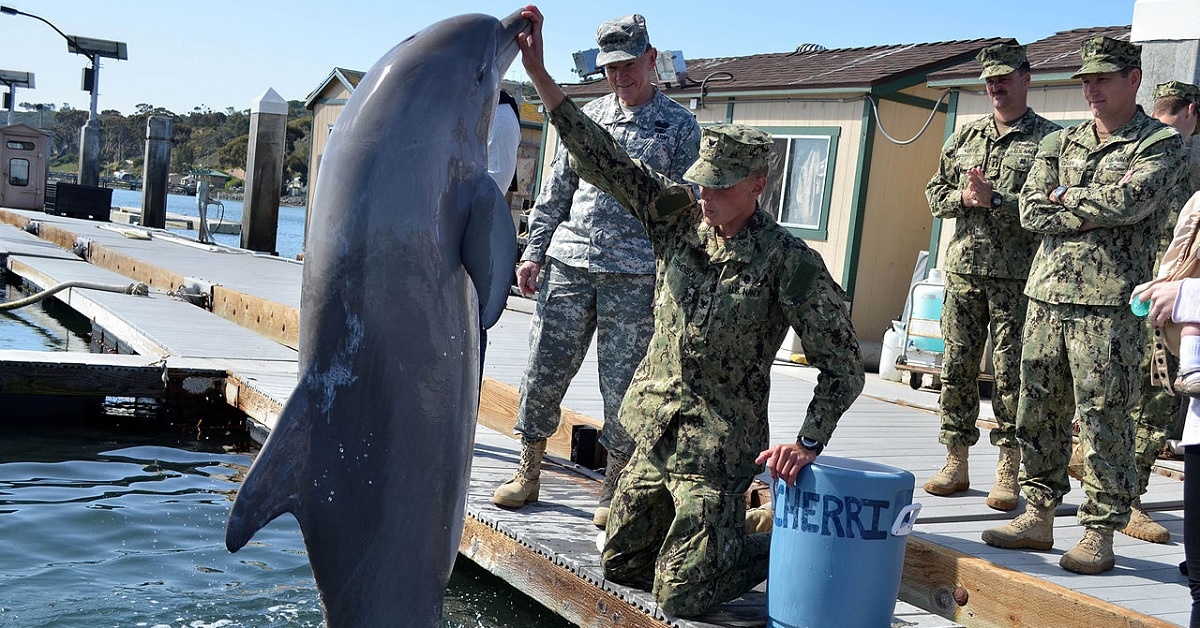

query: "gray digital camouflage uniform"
(546, 96), (864, 617)
(515, 89), (700, 455)
(926, 108), (1060, 448)
(1017, 109), (1188, 530)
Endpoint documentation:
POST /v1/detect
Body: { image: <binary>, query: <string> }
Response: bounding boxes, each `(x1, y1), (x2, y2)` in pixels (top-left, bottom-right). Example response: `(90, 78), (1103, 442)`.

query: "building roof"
(927, 25), (1132, 85)
(303, 67), (367, 109)
(561, 37), (1013, 99)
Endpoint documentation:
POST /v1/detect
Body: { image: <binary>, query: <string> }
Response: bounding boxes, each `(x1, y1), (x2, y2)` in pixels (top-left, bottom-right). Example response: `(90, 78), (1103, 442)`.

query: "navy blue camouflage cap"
(684, 125), (774, 189)
(1154, 80), (1200, 105)
(977, 44), (1027, 79)
(595, 14), (650, 66)
(1072, 36), (1141, 78)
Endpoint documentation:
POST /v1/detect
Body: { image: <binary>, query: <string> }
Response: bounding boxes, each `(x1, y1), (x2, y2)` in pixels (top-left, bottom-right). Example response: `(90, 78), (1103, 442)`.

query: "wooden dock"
(0, 205), (1190, 627)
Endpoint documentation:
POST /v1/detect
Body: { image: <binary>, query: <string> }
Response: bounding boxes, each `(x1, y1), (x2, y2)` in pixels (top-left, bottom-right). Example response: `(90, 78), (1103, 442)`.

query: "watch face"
(991, 192), (1002, 208)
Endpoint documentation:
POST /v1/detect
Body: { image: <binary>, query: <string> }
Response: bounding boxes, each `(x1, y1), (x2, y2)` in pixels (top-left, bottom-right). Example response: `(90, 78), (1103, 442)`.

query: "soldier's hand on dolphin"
(518, 5), (566, 111)
(756, 443), (817, 486)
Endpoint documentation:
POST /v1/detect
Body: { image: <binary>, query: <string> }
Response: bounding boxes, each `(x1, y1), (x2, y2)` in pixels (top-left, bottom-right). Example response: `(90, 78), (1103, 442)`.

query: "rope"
(0, 280), (149, 312)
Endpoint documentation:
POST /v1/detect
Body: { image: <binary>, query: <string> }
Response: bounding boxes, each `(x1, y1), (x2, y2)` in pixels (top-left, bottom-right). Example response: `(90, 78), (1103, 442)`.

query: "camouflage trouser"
(1017, 299), (1141, 530)
(1132, 320), (1185, 496)
(514, 258), (654, 456)
(602, 427), (769, 617)
(938, 272), (1027, 448)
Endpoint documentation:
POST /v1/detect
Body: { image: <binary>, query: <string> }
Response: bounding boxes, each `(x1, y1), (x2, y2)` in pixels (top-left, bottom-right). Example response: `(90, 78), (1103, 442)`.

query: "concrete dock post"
(140, 116), (173, 229)
(241, 88), (288, 254)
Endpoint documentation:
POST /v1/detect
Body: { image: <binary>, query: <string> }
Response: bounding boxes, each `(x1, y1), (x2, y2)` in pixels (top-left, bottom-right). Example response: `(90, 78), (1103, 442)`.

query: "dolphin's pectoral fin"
(463, 177), (518, 329)
(225, 390), (313, 552)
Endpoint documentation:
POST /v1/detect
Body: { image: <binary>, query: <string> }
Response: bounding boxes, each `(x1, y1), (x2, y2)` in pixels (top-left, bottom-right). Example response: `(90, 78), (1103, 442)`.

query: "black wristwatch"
(990, 191), (1003, 208)
(799, 436), (824, 456)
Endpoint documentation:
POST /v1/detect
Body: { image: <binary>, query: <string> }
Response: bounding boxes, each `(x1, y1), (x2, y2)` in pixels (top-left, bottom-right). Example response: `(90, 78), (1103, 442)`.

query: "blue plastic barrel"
(767, 456), (921, 628)
(909, 282), (944, 353)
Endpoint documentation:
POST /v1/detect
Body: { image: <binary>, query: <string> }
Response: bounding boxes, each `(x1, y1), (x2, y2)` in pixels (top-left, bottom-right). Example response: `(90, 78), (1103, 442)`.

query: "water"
(107, 189), (307, 260)
(0, 415), (571, 627)
(0, 212), (572, 627)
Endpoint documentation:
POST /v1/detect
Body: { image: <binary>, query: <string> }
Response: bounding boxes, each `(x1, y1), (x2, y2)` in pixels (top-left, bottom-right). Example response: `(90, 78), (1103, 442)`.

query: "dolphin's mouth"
(495, 10), (532, 76)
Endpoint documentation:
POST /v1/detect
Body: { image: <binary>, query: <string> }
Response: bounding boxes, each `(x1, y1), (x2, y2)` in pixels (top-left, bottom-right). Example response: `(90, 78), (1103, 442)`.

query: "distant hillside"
(10, 100), (312, 188)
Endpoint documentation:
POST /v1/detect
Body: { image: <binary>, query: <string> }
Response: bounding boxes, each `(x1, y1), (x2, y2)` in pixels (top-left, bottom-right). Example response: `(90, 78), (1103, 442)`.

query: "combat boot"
(1121, 498), (1170, 543)
(1060, 527), (1115, 574)
(981, 503), (1054, 550)
(986, 446), (1021, 512)
(1067, 440), (1085, 482)
(745, 505), (774, 534)
(592, 452), (629, 528)
(924, 444), (969, 496)
(492, 437), (546, 508)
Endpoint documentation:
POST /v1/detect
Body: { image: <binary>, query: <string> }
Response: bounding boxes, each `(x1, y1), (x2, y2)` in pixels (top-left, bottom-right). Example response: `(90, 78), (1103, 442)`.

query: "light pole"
(0, 6), (126, 187)
(0, 69), (34, 126)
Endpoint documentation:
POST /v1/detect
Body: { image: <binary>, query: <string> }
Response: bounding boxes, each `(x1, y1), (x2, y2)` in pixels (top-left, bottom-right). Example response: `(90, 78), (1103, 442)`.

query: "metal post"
(140, 115), (172, 229)
(197, 181), (211, 243)
(5, 87), (12, 125)
(78, 63), (100, 187)
(241, 88), (288, 254)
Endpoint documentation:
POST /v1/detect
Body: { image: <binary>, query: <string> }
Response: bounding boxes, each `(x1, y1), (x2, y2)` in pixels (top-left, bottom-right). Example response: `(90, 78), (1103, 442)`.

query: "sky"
(0, 0), (1141, 116)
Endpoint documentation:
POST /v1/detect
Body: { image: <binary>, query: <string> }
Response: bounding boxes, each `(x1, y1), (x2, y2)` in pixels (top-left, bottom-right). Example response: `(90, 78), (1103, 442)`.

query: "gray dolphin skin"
(225, 10), (527, 627)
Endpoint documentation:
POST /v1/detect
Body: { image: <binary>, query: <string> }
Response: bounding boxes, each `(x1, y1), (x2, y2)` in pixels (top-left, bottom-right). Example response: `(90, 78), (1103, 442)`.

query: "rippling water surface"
(0, 416), (572, 628)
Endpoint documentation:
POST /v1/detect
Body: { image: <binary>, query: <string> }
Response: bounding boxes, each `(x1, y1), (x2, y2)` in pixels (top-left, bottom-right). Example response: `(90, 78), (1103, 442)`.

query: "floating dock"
(0, 206), (1189, 627)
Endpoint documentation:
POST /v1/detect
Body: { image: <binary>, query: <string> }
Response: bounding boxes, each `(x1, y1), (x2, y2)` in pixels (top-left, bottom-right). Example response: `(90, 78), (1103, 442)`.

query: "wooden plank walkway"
(0, 206), (1190, 627)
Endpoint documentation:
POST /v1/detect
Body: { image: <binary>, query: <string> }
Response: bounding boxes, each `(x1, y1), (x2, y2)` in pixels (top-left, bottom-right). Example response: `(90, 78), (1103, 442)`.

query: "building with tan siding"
(555, 38), (1011, 357)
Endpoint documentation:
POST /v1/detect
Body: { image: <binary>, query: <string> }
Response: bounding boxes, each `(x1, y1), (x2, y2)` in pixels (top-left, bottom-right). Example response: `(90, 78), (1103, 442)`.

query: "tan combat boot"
(1060, 527), (1116, 574)
(924, 444), (969, 496)
(592, 452), (629, 528)
(492, 437), (546, 508)
(1122, 498), (1170, 543)
(745, 505), (774, 534)
(1067, 440), (1085, 482)
(981, 503), (1054, 550)
(986, 445), (1021, 512)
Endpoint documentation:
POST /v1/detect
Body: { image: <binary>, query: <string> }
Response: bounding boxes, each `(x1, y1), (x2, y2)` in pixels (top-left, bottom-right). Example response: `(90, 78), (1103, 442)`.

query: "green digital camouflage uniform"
(515, 88), (700, 456)
(926, 105), (1060, 448)
(1017, 107), (1187, 530)
(545, 96), (864, 616)
(1130, 80), (1200, 496)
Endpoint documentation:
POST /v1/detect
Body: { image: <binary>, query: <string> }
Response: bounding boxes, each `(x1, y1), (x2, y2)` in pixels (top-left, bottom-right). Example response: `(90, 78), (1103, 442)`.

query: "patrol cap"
(1153, 80), (1200, 105)
(1072, 36), (1141, 78)
(684, 124), (774, 189)
(977, 43), (1027, 79)
(595, 14), (650, 66)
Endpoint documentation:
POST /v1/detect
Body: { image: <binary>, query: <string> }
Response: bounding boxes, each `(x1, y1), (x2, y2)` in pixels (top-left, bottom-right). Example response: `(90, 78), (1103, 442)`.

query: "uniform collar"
(684, 207), (773, 263)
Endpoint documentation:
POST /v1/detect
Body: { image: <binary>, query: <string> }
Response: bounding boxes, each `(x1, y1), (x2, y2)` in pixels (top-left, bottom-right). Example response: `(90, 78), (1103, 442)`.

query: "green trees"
(13, 100), (313, 185)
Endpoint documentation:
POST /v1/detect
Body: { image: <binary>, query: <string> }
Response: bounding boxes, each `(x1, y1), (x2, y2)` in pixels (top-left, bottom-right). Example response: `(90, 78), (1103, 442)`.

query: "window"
(9, 158), (29, 186)
(756, 127), (840, 240)
(6, 140), (34, 151)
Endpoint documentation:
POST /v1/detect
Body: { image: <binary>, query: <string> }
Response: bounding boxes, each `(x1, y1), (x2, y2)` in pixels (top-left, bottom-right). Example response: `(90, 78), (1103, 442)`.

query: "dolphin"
(225, 10), (527, 627)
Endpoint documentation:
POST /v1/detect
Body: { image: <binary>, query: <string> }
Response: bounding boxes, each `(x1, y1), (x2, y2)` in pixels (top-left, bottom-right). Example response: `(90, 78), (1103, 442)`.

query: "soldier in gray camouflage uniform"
(923, 44), (1060, 512)
(492, 13), (701, 529)
(515, 7), (864, 615)
(981, 36), (1190, 575)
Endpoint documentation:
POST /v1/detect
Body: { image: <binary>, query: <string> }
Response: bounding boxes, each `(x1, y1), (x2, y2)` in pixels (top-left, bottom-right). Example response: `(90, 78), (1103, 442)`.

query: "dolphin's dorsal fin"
(463, 176), (518, 329)
(225, 390), (312, 552)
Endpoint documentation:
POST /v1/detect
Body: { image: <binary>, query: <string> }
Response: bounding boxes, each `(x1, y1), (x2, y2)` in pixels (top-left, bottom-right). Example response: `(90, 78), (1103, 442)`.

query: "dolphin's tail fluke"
(226, 389), (313, 552)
